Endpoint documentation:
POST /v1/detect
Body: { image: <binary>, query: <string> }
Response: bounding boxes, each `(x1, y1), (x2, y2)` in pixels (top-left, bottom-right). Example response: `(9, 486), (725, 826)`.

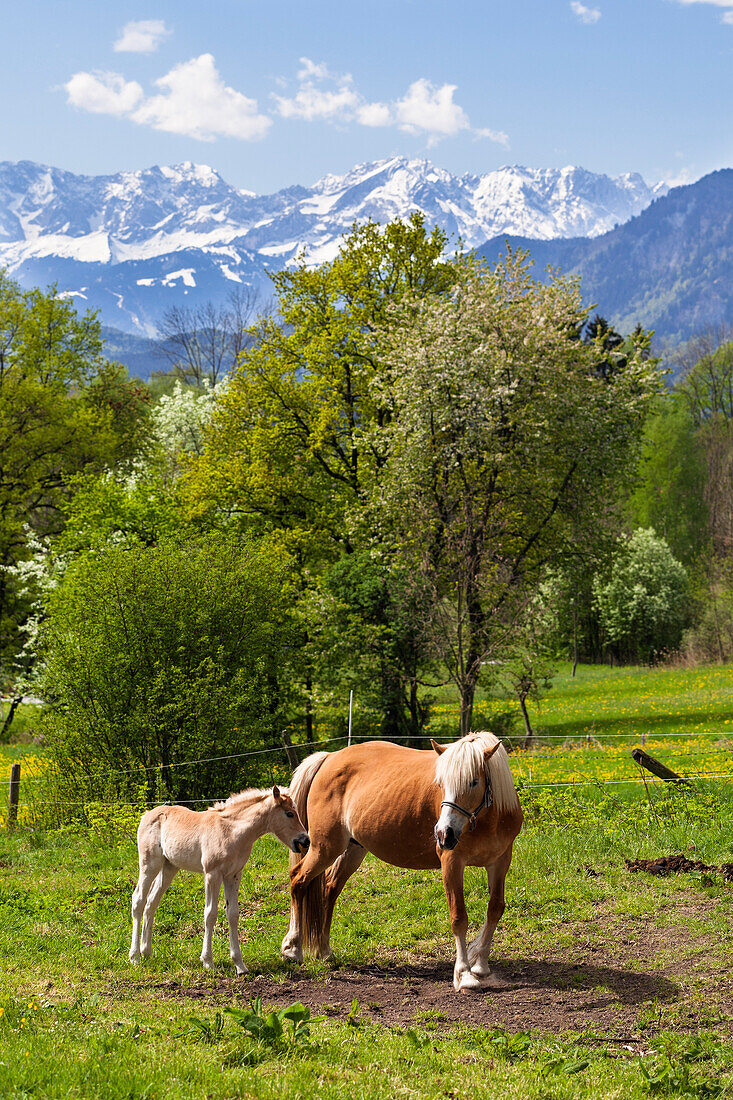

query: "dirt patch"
(132, 900), (733, 1038)
(625, 854), (733, 880)
(145, 956), (682, 1035)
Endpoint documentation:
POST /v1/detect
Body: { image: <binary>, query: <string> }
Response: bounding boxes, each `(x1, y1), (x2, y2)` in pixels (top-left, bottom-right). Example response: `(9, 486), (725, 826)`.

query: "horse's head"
(271, 786), (310, 854)
(432, 734), (501, 851)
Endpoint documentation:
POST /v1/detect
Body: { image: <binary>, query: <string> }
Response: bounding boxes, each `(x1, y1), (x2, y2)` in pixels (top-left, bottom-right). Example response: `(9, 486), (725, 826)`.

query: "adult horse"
(281, 731), (522, 992)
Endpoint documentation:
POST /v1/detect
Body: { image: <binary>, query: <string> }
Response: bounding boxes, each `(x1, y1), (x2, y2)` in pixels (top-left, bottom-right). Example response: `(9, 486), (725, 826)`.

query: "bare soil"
(138, 898), (733, 1038)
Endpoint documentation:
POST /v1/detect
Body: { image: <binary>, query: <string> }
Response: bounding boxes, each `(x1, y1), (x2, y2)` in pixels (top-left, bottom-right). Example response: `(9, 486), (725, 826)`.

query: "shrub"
(39, 533), (296, 807)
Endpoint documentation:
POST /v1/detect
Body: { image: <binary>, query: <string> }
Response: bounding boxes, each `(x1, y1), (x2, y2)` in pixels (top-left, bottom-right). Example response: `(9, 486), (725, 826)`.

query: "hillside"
(476, 170), (733, 345)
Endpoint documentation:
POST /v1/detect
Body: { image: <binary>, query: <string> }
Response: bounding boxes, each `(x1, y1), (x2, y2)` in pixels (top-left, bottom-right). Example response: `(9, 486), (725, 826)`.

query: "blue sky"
(2, 0), (732, 193)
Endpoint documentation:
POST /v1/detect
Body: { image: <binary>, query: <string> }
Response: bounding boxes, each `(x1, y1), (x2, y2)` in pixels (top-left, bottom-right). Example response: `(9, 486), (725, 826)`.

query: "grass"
(428, 662), (733, 743)
(3, 664), (733, 1096)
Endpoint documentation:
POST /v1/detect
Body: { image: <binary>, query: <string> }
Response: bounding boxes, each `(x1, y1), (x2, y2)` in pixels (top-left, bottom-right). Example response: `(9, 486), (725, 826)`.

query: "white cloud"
(274, 59), (506, 145)
(475, 126), (510, 147)
(357, 102), (393, 127)
(132, 55), (271, 140)
(394, 79), (469, 137)
(274, 75), (360, 122)
(673, 0), (733, 22)
(65, 70), (143, 116)
(65, 55), (270, 142)
(570, 2), (602, 23)
(114, 19), (170, 54)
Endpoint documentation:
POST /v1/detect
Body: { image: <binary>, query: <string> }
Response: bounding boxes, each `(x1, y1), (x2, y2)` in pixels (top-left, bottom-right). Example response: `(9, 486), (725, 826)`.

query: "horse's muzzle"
(434, 824), (458, 851)
(292, 834), (310, 854)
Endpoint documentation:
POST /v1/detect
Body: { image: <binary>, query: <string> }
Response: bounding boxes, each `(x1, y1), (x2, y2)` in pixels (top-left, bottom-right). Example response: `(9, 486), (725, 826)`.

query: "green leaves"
(225, 997), (322, 1048)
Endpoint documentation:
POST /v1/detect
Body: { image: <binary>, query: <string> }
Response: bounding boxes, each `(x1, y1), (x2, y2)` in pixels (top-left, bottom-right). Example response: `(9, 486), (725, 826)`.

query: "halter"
(440, 768), (493, 831)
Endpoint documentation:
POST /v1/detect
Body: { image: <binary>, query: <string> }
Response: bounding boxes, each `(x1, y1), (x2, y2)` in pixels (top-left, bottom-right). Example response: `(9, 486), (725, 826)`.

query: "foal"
(129, 786), (309, 974)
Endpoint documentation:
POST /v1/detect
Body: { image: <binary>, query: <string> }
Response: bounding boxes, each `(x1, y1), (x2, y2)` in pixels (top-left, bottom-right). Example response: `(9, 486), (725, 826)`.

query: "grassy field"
(2, 665), (733, 1098)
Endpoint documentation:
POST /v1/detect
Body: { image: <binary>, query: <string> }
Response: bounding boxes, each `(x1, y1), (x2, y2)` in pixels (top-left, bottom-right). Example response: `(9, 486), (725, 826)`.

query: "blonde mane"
(434, 731), (518, 812)
(213, 788), (273, 812)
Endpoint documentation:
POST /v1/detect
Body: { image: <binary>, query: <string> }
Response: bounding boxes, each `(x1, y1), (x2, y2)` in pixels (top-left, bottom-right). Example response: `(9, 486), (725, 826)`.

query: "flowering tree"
(593, 527), (689, 662)
(372, 251), (663, 732)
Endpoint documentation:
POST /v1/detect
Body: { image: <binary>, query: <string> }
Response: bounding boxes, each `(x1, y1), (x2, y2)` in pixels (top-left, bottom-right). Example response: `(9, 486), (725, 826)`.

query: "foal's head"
(270, 786), (310, 854)
(432, 733), (502, 851)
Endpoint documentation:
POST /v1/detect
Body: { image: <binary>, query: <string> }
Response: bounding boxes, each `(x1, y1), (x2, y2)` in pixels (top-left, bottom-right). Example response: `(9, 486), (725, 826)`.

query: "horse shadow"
(339, 957), (679, 1007)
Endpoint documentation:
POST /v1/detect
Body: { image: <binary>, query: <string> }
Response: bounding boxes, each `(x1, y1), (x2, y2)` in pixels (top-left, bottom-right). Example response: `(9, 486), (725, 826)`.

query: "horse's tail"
(486, 736), (521, 813)
(288, 751), (329, 954)
(288, 751), (328, 828)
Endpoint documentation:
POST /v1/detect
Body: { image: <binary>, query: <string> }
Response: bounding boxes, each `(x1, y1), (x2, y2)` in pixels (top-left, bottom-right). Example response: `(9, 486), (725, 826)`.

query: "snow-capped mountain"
(0, 157), (665, 336)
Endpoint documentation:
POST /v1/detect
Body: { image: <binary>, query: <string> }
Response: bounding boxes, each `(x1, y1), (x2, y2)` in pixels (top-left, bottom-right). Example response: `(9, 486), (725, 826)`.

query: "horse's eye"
(470, 779), (479, 788)
(286, 811), (295, 818)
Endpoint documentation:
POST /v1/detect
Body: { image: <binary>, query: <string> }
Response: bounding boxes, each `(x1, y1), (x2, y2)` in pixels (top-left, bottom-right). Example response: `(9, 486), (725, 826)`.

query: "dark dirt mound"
(625, 854), (733, 880)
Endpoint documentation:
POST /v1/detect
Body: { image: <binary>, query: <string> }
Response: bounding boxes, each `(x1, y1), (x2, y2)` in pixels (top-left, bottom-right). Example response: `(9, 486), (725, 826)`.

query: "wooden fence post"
(281, 730), (299, 773)
(631, 748), (687, 785)
(7, 762), (20, 830)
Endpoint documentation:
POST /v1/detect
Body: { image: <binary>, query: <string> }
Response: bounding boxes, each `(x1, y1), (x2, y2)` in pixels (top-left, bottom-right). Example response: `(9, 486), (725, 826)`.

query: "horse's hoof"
(470, 963), (491, 979)
(281, 946), (302, 963)
(201, 959), (212, 970)
(234, 964), (247, 976)
(455, 971), (483, 993)
(128, 952), (140, 963)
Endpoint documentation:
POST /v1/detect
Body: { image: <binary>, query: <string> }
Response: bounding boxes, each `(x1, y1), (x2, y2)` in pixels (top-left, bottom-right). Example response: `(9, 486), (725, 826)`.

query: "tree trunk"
(0, 696), (22, 742)
(459, 683), (475, 737)
(305, 672), (314, 745)
(519, 694), (534, 749)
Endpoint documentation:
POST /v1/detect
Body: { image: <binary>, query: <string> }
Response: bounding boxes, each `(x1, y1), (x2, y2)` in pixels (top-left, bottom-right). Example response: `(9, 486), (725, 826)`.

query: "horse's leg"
(282, 830), (350, 962)
(139, 861), (178, 958)
(441, 854), (482, 993)
(467, 843), (513, 980)
(223, 869), (246, 975)
(319, 842), (367, 959)
(129, 858), (161, 961)
(200, 872), (222, 970)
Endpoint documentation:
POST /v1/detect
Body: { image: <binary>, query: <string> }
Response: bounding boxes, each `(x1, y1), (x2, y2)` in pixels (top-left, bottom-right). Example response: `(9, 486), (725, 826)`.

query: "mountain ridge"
(0, 156), (664, 337)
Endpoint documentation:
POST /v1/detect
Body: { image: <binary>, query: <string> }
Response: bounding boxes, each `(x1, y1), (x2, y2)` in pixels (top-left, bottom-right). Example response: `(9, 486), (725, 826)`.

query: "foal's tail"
(288, 751), (329, 953)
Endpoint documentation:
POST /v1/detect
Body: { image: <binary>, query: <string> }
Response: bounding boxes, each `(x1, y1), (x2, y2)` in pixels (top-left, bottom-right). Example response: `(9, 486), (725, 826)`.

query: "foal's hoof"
(128, 951), (140, 964)
(455, 970), (484, 993)
(281, 943), (303, 963)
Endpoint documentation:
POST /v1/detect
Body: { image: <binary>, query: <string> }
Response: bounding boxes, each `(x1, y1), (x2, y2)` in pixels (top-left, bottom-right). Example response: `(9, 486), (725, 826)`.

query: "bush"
(39, 533), (296, 806)
(593, 528), (690, 663)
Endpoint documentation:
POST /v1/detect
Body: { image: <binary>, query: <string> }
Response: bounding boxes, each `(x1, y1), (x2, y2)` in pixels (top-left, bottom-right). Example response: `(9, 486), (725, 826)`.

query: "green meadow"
(2, 664), (733, 1098)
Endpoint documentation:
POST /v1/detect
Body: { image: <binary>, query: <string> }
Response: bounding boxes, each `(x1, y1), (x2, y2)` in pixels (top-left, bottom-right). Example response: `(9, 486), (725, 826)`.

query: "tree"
(40, 533), (297, 804)
(371, 250), (662, 732)
(186, 213), (455, 552)
(593, 528), (689, 663)
(0, 272), (142, 683)
(185, 215), (456, 739)
(156, 287), (264, 387)
(625, 394), (708, 568)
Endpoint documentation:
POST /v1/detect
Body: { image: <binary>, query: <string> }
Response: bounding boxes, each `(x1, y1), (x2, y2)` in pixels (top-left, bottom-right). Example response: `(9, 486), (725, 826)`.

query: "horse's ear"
(272, 785), (281, 801)
(430, 738), (447, 756)
(484, 742), (502, 762)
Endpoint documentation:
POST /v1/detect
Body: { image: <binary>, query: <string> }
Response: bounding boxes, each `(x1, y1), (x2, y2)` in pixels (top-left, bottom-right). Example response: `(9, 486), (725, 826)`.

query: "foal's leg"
(441, 854), (482, 993)
(129, 859), (161, 961)
(200, 872), (222, 970)
(282, 830), (350, 962)
(223, 869), (246, 975)
(468, 843), (513, 981)
(139, 861), (178, 957)
(319, 842), (366, 959)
